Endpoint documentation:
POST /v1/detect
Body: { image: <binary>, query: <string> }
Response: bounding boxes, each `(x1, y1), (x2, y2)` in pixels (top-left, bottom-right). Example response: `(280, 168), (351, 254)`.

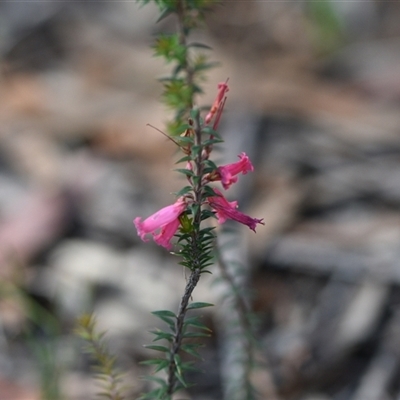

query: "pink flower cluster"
(134, 83), (264, 249)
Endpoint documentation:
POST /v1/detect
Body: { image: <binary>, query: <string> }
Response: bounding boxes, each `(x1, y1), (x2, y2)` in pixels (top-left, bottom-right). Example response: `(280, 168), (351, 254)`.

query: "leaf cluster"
(139, 0), (217, 24)
(140, 303), (213, 399)
(178, 225), (215, 272)
(75, 314), (126, 400)
(139, 0), (220, 135)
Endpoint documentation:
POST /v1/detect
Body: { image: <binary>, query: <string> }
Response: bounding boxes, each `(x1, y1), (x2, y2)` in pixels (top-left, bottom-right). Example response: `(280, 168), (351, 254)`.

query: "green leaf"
(174, 168), (194, 177)
(183, 317), (212, 332)
(194, 61), (220, 72)
(203, 138), (223, 146)
(152, 310), (176, 318)
(199, 226), (215, 235)
(201, 126), (222, 139)
(187, 302), (214, 310)
(178, 360), (197, 373)
(141, 358), (170, 373)
(172, 63), (183, 77)
(144, 344), (169, 353)
(203, 167), (216, 174)
(173, 354), (189, 388)
(201, 209), (215, 220)
(175, 156), (192, 164)
(172, 122), (192, 134)
(138, 387), (166, 400)
(156, 7), (173, 23)
(183, 331), (211, 338)
(176, 136), (194, 144)
(190, 204), (199, 217)
(174, 371), (188, 388)
(204, 159), (218, 170)
(152, 310), (176, 329)
(140, 359), (165, 366)
(177, 232), (191, 243)
(189, 108), (200, 120)
(201, 269), (212, 274)
(143, 375), (167, 386)
(200, 261), (214, 269)
(181, 343), (203, 359)
(174, 185), (192, 196)
(154, 360), (170, 373)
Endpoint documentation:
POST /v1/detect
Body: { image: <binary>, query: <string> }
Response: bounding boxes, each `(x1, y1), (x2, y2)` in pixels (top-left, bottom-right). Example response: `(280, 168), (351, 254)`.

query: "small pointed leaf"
(187, 302), (214, 310)
(144, 345), (169, 353)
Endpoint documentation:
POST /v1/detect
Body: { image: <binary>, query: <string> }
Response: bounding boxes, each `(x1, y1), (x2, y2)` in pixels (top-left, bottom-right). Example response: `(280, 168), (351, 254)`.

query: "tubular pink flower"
(153, 218), (180, 250)
(205, 81), (229, 124)
(217, 152), (254, 190)
(134, 197), (186, 249)
(208, 189), (238, 224)
(208, 189), (264, 232)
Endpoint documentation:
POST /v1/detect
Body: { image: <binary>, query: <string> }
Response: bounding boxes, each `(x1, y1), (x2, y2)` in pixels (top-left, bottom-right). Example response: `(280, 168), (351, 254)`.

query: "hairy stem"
(166, 268), (201, 395)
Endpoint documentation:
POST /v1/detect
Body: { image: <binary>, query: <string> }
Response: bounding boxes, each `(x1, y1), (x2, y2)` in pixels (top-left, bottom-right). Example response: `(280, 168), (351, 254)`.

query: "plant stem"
(176, 0), (194, 110)
(165, 2), (208, 396)
(166, 100), (205, 398)
(216, 244), (255, 396)
(167, 267), (201, 396)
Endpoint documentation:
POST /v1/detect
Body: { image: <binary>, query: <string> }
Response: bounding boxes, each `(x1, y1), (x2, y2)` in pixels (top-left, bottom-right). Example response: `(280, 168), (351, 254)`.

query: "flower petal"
(153, 218), (181, 250)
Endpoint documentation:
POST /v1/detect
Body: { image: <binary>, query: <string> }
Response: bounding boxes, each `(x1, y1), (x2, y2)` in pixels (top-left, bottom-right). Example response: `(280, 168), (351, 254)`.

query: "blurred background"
(1, 1), (400, 399)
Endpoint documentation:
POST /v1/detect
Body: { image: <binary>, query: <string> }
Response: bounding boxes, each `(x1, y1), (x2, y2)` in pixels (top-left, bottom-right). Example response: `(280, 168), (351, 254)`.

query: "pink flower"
(208, 189), (264, 232)
(216, 152), (254, 190)
(153, 218), (181, 249)
(134, 197), (186, 249)
(205, 81), (229, 125)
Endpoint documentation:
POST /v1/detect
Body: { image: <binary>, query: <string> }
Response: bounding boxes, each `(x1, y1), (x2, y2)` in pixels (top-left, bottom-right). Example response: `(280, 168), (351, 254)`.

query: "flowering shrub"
(78, 2), (264, 399)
